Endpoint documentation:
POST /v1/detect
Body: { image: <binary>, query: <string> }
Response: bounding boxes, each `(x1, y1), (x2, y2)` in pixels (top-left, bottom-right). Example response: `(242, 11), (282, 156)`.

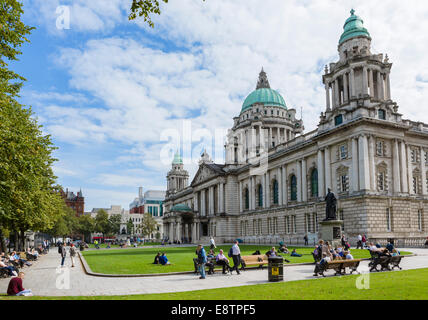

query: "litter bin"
(268, 256), (284, 282)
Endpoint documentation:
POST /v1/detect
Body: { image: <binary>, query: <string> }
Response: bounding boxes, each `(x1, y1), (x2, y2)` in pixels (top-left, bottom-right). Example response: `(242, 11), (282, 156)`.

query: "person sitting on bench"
(214, 249), (231, 274)
(313, 253), (330, 276)
(266, 247), (278, 257)
(344, 250), (354, 260)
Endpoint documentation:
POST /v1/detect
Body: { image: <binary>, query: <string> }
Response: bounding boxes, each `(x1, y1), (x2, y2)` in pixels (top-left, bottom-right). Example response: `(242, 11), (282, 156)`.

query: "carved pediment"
(191, 164), (219, 186)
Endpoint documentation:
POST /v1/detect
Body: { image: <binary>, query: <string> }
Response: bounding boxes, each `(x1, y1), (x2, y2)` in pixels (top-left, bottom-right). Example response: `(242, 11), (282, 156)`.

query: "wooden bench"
(193, 257), (218, 275)
(240, 255), (269, 270)
(369, 255), (404, 272)
(314, 259), (361, 277)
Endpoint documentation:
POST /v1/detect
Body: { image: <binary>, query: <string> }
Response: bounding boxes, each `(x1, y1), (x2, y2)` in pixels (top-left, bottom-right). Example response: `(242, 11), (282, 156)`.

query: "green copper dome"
(172, 151), (183, 165)
(242, 88), (287, 112)
(241, 69), (287, 113)
(171, 203), (192, 212)
(339, 9), (371, 45)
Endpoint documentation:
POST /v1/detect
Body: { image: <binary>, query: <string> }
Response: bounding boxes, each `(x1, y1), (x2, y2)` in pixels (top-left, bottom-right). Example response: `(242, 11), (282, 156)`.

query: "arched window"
(258, 184), (263, 207)
(244, 188), (249, 210)
(311, 169), (318, 198)
(290, 175), (297, 201)
(273, 180), (279, 204)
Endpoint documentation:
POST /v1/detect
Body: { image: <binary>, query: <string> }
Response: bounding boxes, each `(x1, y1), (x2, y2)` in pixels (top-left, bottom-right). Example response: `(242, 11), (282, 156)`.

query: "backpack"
(228, 247), (233, 258)
(58, 246), (62, 254)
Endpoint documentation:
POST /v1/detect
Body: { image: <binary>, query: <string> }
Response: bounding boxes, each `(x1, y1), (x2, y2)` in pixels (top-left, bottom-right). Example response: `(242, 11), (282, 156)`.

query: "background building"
(60, 188), (84, 216)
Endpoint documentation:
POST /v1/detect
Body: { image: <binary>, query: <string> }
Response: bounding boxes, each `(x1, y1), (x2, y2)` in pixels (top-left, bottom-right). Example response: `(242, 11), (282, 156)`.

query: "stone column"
(377, 71), (384, 100)
(266, 170), (271, 208)
(192, 222), (196, 243)
(408, 145), (414, 195)
(392, 139), (401, 193)
(219, 183), (224, 213)
(251, 176), (256, 210)
(362, 66), (368, 95)
(400, 141), (408, 193)
(331, 80), (336, 108)
(350, 68), (355, 98)
(325, 82), (331, 111)
(368, 69), (374, 98)
(334, 79), (340, 107)
(201, 190), (206, 216)
(302, 158), (307, 202)
(176, 222), (181, 242)
(239, 181), (243, 213)
(351, 137), (359, 192)
(343, 73), (349, 102)
(210, 187), (214, 215)
(386, 72), (391, 100)
(324, 147), (332, 191)
(297, 160), (302, 202)
(169, 222), (174, 241)
(282, 166), (288, 206)
(358, 135), (370, 191)
(317, 150), (325, 198)
(278, 167), (283, 205)
(368, 135), (376, 191)
(194, 194), (198, 212)
(262, 173), (266, 208)
(421, 147), (427, 195)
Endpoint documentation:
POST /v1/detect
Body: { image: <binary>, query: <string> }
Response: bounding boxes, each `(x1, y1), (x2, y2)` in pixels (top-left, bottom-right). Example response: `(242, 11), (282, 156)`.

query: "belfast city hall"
(162, 10), (428, 246)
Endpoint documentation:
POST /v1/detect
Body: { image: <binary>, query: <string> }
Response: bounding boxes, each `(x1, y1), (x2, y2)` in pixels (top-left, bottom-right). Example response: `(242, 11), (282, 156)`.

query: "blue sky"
(14, 0), (428, 211)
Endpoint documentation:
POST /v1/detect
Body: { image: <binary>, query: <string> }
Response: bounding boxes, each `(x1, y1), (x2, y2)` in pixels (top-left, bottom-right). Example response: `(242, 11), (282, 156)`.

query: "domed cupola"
(339, 9), (371, 45)
(241, 69), (287, 113)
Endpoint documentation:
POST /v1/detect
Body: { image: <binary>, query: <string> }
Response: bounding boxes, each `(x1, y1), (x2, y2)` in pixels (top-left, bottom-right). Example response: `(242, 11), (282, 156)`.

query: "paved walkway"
(1, 248), (427, 297)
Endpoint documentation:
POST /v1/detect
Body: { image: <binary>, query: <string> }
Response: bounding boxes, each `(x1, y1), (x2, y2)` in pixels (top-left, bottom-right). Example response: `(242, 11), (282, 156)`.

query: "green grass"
(81, 245), (411, 275)
(87, 242), (161, 249)
(1, 268), (427, 300)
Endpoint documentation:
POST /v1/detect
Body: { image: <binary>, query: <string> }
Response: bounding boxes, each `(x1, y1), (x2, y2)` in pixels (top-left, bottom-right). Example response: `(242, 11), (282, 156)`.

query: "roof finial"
(256, 67), (270, 89)
(350, 8), (355, 16)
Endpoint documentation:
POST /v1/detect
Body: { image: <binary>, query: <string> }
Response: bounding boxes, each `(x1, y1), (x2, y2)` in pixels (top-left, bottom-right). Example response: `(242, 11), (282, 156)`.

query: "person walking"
(230, 240), (241, 275)
(209, 237), (216, 250)
(59, 243), (66, 267)
(304, 234), (309, 246)
(69, 243), (76, 267)
(356, 234), (363, 249)
(197, 244), (207, 279)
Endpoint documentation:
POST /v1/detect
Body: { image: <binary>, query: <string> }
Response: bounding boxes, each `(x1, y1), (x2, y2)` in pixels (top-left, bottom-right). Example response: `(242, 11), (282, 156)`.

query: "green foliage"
(129, 0), (205, 27)
(126, 218), (134, 235)
(108, 214), (122, 236)
(140, 213), (158, 238)
(0, 0), (34, 97)
(94, 210), (109, 236)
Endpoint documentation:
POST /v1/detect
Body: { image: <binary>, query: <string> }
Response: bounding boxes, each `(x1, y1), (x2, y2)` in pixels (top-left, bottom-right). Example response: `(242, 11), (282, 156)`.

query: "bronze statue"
(324, 188), (337, 220)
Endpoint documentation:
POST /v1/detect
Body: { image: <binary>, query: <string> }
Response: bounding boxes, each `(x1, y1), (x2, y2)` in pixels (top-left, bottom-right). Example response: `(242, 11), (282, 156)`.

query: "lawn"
(81, 245), (411, 275)
(1, 268), (427, 300)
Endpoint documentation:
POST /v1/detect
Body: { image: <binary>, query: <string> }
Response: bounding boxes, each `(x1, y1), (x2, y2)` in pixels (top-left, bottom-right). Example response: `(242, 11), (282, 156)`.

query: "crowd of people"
(1, 240), (51, 296)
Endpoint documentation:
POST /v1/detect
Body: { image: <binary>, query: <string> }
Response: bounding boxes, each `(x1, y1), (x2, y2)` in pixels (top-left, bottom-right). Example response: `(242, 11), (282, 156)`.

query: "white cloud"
(24, 0), (428, 210)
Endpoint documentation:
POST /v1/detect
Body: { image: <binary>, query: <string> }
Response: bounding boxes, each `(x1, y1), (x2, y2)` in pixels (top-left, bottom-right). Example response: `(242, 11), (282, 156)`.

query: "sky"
(13, 0), (428, 211)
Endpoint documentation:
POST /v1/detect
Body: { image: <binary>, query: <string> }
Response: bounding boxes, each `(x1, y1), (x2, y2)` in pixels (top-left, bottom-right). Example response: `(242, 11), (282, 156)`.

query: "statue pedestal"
(319, 220), (343, 247)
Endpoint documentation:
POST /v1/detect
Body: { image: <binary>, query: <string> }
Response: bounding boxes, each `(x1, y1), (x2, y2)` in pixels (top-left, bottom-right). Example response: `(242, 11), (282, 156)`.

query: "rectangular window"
(418, 210), (423, 232)
(378, 172), (385, 191)
(335, 114), (343, 126)
(341, 175), (348, 192)
(386, 208), (392, 232)
(411, 149), (417, 163)
(376, 141), (384, 156)
(313, 213), (318, 232)
(292, 215), (297, 234)
(258, 219), (262, 235)
(378, 109), (386, 120)
(340, 145), (347, 159)
(286, 216), (290, 234)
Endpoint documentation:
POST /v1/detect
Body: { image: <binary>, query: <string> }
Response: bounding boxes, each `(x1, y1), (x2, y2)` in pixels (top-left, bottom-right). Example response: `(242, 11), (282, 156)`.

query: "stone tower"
(166, 151), (189, 197)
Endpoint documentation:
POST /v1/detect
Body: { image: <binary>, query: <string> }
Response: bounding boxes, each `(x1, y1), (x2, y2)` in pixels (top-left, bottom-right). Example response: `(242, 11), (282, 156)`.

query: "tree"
(140, 213), (159, 239)
(126, 218), (134, 235)
(129, 0), (204, 27)
(0, 0), (64, 251)
(0, 0), (34, 97)
(94, 210), (109, 239)
(76, 214), (95, 243)
(108, 214), (122, 236)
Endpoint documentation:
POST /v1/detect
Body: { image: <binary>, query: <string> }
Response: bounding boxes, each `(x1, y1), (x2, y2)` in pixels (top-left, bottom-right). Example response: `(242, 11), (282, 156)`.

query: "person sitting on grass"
(278, 243), (290, 254)
(153, 252), (161, 264)
(0, 258), (17, 277)
(159, 253), (170, 265)
(290, 249), (302, 257)
(7, 272), (32, 296)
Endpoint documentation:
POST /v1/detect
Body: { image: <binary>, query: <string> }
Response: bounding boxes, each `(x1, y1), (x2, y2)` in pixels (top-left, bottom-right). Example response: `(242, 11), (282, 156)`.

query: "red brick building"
(60, 188), (85, 217)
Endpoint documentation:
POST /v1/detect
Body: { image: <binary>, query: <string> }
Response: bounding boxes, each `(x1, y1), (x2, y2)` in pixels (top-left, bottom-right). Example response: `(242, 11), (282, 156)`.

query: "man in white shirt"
(357, 234), (363, 249)
(230, 241), (241, 275)
(210, 237), (216, 250)
(215, 249), (231, 274)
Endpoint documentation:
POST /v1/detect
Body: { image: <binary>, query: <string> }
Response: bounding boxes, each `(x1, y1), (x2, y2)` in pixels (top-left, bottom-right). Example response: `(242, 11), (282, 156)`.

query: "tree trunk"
(14, 231), (19, 252)
(20, 230), (25, 251)
(0, 228), (5, 253)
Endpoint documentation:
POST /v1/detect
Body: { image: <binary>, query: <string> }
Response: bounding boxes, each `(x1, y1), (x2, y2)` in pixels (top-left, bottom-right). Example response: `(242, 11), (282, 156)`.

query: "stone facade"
(162, 10), (428, 246)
